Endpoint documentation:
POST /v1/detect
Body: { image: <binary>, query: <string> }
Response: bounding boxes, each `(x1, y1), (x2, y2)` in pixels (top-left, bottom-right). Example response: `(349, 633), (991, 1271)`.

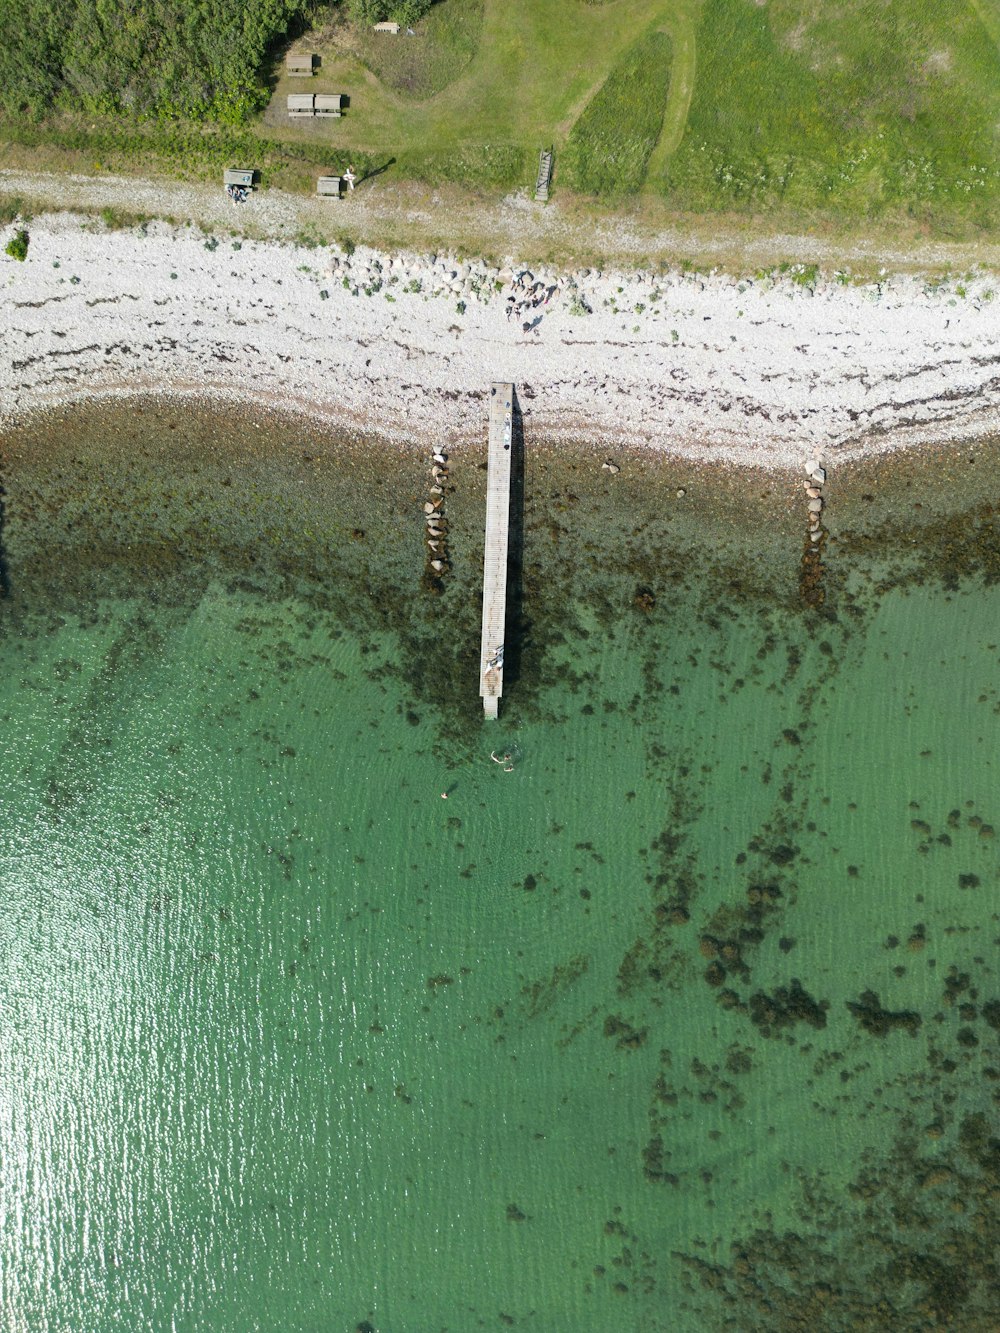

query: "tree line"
(0, 0), (436, 123)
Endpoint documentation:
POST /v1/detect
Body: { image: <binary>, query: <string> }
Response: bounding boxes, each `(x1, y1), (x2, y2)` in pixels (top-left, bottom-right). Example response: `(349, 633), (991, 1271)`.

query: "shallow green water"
(2, 400), (1000, 1331)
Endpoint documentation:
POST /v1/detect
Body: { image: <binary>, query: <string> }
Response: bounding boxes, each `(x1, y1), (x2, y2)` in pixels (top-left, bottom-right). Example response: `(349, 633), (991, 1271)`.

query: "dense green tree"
(0, 0), (313, 121)
(346, 0), (435, 28)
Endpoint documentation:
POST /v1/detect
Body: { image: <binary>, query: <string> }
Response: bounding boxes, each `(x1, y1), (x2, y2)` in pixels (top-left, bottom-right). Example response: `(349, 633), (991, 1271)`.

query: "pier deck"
(480, 383), (514, 718)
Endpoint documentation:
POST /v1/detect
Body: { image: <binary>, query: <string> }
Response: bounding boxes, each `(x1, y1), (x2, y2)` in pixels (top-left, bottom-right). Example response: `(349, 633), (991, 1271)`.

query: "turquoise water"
(2, 400), (1000, 1331)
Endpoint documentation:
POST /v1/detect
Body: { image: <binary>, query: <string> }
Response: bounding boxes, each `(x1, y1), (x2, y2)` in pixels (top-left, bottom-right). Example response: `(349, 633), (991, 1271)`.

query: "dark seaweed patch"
(846, 990), (922, 1037)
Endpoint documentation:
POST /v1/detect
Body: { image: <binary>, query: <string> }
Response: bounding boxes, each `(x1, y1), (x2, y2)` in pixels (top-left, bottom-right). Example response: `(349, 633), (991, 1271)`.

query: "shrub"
(347, 0), (435, 26)
(0, 0), (311, 124)
(5, 229), (28, 261)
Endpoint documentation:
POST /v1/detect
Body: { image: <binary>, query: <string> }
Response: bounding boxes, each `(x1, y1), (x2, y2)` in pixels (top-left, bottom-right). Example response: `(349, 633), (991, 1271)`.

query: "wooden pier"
(480, 383), (514, 718)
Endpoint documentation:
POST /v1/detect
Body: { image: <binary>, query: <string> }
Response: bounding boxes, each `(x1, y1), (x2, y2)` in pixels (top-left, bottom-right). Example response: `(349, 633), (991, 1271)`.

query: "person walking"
(343, 165), (357, 191)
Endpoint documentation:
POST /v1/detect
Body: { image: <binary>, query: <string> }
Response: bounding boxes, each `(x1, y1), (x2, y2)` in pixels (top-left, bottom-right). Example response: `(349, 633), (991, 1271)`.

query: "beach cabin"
(373, 21), (400, 33)
(315, 94), (343, 118)
(223, 169), (254, 189)
(286, 53), (314, 76)
(317, 176), (343, 199)
(287, 93), (315, 118)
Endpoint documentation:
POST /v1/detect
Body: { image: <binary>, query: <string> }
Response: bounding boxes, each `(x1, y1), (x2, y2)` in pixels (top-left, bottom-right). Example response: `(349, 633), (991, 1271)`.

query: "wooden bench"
(315, 94), (343, 118)
(287, 93), (315, 118)
(317, 176), (343, 199)
(373, 21), (400, 33)
(285, 53), (314, 76)
(223, 169), (254, 188)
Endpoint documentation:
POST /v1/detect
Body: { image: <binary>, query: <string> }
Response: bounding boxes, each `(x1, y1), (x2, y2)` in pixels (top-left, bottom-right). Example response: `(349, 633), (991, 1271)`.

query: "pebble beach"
(4, 210), (1000, 468)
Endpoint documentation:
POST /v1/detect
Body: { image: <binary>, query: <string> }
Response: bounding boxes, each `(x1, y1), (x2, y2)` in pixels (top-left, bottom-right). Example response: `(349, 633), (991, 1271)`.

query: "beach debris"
(602, 460), (621, 474)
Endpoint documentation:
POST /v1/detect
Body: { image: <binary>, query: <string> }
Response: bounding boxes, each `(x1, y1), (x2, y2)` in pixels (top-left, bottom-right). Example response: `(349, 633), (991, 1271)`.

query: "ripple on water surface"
(1, 399), (1000, 1330)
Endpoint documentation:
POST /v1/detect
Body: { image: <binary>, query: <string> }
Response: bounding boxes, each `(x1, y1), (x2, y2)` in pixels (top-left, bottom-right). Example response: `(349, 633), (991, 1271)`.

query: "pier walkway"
(480, 383), (514, 718)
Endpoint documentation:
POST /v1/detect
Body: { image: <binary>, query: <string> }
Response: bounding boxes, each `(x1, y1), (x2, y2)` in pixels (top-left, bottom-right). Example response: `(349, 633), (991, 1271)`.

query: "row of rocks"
(326, 249), (523, 304)
(424, 448), (450, 577)
(804, 457), (826, 543)
(318, 246), (786, 315)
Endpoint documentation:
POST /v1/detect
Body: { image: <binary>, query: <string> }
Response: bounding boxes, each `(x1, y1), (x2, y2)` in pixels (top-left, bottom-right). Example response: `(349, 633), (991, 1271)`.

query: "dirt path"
(3, 166), (1000, 276)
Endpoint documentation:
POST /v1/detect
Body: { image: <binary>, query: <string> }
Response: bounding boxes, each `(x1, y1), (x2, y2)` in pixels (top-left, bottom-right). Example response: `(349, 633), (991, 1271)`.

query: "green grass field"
(269, 0), (1000, 230)
(665, 0), (1000, 225)
(3, 0), (1000, 237)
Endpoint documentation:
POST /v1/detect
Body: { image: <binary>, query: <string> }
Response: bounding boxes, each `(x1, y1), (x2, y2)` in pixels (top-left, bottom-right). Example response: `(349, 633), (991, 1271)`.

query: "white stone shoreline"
(4, 211), (1000, 471)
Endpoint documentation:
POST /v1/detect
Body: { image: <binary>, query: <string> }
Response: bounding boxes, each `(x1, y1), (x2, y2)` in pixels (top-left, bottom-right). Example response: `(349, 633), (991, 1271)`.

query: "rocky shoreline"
(4, 211), (1000, 469)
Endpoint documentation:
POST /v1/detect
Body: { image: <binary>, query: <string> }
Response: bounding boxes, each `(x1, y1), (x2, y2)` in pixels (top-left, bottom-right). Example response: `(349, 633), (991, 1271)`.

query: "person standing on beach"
(343, 165), (357, 191)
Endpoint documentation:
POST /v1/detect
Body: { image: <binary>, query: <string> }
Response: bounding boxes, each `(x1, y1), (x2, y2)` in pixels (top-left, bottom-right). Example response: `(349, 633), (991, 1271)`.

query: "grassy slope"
(2, 0), (1000, 244)
(345, 0), (486, 98)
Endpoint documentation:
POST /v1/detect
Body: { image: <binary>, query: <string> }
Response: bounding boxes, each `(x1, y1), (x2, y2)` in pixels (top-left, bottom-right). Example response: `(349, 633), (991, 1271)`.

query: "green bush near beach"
(563, 30), (672, 198)
(5, 228), (29, 261)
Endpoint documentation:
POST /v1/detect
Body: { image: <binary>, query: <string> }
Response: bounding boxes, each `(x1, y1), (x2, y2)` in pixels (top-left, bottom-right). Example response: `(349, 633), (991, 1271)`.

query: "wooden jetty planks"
(534, 148), (553, 202)
(480, 383), (514, 718)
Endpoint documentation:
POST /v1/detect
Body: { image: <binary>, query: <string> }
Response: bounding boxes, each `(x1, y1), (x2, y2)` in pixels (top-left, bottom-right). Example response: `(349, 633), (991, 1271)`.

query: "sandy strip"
(3, 212), (1000, 470)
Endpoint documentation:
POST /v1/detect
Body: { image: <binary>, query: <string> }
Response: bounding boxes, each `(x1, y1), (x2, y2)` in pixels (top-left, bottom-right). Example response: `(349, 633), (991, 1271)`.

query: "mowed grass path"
(644, 5), (699, 183)
(269, 0), (675, 173)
